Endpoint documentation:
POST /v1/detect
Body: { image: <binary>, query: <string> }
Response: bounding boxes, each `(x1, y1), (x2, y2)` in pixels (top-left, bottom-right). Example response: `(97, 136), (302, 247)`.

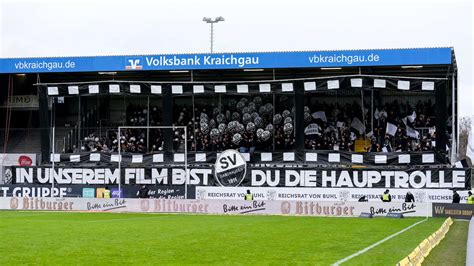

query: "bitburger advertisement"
(0, 197), (431, 217)
(5, 197), (75, 211)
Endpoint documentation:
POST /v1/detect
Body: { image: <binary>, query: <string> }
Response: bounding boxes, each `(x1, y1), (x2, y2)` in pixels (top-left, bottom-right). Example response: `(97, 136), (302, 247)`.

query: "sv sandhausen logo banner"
(214, 150), (247, 187)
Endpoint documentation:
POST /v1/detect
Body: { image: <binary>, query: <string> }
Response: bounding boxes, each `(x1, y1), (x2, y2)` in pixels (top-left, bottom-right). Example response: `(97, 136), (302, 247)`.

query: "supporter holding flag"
(406, 126), (420, 139)
(386, 122), (397, 136)
(312, 111), (327, 122)
(351, 117), (365, 135)
(407, 111), (417, 123)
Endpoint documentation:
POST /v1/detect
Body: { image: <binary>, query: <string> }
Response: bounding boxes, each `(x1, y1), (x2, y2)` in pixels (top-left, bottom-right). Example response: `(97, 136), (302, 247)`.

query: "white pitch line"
(332, 218), (428, 266)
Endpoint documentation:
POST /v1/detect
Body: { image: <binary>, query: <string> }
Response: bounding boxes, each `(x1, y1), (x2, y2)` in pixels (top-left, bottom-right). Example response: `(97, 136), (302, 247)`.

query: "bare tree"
(458, 116), (472, 165)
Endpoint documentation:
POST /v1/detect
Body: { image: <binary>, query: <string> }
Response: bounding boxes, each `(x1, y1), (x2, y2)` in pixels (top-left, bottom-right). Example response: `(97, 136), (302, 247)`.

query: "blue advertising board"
(0, 48), (452, 74)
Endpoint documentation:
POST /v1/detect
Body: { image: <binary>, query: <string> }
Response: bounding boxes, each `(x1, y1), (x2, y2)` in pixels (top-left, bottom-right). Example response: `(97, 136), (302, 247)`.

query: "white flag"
(406, 126), (420, 139)
(336, 121), (345, 128)
(407, 111), (416, 123)
(429, 126), (436, 135)
(351, 118), (365, 135)
(312, 111), (327, 122)
(386, 122), (397, 136)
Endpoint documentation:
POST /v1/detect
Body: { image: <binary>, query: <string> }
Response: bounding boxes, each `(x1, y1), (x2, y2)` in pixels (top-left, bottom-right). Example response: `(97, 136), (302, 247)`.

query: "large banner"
(0, 48), (451, 73)
(5, 166), (470, 189)
(0, 197), (432, 217)
(2, 183), (467, 203)
(196, 186), (472, 203)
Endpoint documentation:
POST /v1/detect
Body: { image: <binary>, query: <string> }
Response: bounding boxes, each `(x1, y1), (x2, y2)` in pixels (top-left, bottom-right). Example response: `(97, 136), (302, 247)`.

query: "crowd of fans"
(304, 99), (437, 152)
(173, 96), (295, 152)
(68, 104), (164, 153)
(67, 97), (440, 154)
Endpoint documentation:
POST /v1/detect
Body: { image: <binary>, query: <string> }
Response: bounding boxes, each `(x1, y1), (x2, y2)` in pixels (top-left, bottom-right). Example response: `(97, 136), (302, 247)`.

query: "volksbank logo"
(125, 58), (143, 70)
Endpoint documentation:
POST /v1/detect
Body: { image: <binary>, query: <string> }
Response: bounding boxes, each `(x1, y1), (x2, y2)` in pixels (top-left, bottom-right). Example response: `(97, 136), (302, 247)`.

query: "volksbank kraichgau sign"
(214, 150), (247, 187)
(0, 48), (452, 73)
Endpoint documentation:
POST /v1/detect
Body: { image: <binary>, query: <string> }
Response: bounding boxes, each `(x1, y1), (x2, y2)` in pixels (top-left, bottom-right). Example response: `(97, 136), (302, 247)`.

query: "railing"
(46, 150), (448, 167)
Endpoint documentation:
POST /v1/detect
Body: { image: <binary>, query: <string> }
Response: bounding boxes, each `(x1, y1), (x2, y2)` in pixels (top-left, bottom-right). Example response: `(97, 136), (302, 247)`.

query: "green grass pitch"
(0, 211), (447, 265)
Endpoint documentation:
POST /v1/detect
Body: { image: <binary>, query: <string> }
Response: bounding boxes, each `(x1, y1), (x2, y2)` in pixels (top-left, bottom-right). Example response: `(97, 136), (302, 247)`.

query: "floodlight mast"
(202, 16), (225, 53)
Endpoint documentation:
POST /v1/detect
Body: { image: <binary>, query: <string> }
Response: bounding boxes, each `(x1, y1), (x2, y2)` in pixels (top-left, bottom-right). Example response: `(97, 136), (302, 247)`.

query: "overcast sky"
(0, 0), (472, 117)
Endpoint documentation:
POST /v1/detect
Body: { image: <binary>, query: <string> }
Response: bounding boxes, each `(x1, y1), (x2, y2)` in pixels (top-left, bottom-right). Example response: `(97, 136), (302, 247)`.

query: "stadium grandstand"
(1, 47), (473, 265)
(0, 48), (469, 196)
